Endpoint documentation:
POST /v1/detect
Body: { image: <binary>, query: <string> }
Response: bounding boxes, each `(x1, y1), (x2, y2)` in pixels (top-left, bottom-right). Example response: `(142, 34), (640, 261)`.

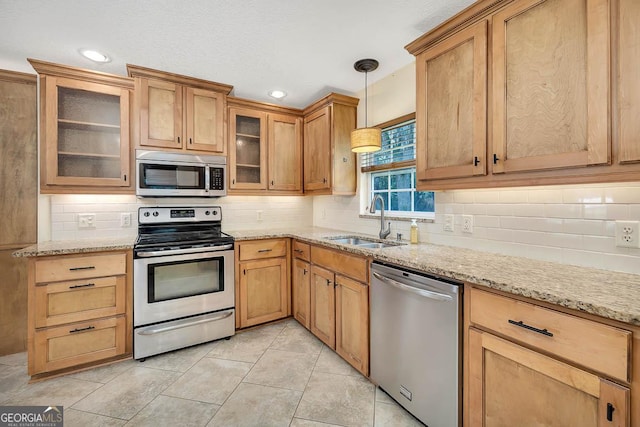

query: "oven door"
(134, 247), (234, 326)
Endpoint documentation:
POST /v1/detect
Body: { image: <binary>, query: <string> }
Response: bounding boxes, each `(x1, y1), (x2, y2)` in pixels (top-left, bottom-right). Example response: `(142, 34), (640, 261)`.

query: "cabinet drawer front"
(238, 239), (287, 261)
(35, 253), (127, 283)
(292, 241), (310, 261)
(310, 246), (368, 283)
(469, 287), (631, 382)
(33, 316), (126, 374)
(34, 276), (126, 328)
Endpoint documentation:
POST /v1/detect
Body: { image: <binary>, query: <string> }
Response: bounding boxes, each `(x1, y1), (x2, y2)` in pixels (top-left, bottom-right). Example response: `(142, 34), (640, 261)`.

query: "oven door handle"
(136, 244), (234, 258)
(137, 310), (234, 335)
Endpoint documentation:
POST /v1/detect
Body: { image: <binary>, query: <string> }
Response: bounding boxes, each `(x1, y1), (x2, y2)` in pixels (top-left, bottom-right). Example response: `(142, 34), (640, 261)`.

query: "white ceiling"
(0, 0), (475, 108)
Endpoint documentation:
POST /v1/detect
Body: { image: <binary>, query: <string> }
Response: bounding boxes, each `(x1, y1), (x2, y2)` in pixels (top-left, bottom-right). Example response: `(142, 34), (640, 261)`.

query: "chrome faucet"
(369, 194), (391, 239)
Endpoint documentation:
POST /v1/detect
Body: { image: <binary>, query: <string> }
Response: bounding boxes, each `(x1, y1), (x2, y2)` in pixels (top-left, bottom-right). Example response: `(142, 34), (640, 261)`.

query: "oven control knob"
(143, 212), (150, 217)
(152, 211), (159, 217)
(212, 210), (218, 216)
(205, 210), (210, 215)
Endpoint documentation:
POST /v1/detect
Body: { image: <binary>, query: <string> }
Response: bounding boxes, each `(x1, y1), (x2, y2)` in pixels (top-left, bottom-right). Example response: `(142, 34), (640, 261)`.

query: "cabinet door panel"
(618, 0), (640, 164)
(268, 113), (302, 191)
(416, 20), (487, 182)
(292, 258), (311, 329)
(239, 257), (287, 328)
(335, 274), (368, 375)
(309, 265), (335, 348)
(141, 79), (183, 149)
(229, 107), (267, 189)
(303, 107), (331, 191)
(492, 0), (610, 173)
(468, 328), (630, 427)
(186, 87), (225, 153)
(44, 77), (130, 187)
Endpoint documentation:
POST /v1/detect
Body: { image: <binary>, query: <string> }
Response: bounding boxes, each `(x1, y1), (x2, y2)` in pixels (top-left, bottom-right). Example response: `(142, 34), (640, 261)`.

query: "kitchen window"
(361, 114), (434, 218)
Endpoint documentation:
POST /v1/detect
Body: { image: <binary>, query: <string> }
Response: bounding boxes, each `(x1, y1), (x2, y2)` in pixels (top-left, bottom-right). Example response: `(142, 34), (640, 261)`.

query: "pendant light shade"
(351, 127), (382, 152)
(351, 58), (381, 153)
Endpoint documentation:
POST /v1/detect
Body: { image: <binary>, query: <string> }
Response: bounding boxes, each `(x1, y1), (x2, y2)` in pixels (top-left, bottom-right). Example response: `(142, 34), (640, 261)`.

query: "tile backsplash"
(313, 182), (640, 275)
(46, 182), (640, 275)
(47, 194), (313, 241)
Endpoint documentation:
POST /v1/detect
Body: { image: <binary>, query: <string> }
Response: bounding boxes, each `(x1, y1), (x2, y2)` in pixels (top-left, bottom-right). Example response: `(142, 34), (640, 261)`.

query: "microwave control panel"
(210, 167), (225, 190)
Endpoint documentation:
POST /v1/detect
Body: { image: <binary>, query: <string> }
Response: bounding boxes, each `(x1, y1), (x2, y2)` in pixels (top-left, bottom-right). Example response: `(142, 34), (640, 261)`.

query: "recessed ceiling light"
(268, 90), (287, 100)
(79, 49), (111, 63)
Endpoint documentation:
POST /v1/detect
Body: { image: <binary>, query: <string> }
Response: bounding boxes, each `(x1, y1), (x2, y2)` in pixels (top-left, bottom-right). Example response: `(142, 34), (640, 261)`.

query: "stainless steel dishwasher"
(370, 262), (462, 427)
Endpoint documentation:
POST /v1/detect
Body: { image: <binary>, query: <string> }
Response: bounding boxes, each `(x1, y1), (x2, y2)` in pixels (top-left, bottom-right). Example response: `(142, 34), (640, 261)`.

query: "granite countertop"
(12, 236), (136, 257)
(14, 227), (640, 326)
(228, 227), (640, 326)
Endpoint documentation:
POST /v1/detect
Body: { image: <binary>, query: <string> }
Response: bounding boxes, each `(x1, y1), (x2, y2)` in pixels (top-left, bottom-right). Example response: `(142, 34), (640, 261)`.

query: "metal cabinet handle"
(69, 283), (95, 289)
(177, 136), (181, 144)
(189, 137), (193, 144)
(493, 153), (499, 164)
(607, 403), (615, 422)
(303, 269), (308, 275)
(69, 266), (96, 271)
(70, 326), (95, 333)
(294, 249), (304, 254)
(474, 156), (480, 166)
(508, 319), (554, 337)
(326, 279), (332, 286)
(257, 249), (272, 253)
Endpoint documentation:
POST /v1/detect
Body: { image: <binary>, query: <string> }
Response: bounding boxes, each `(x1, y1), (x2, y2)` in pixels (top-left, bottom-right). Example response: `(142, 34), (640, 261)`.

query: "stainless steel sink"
(325, 236), (405, 249)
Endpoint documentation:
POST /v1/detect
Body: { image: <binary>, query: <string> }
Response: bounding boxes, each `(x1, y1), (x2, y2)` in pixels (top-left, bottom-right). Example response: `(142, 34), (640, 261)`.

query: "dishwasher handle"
(373, 271), (453, 302)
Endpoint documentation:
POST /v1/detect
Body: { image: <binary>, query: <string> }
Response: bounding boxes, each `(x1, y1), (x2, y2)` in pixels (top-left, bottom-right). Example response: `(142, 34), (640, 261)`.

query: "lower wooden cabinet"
(236, 239), (290, 328)
(468, 328), (629, 426)
(292, 257), (311, 329)
(466, 285), (632, 426)
(309, 264), (336, 347)
(304, 244), (370, 375)
(27, 250), (132, 378)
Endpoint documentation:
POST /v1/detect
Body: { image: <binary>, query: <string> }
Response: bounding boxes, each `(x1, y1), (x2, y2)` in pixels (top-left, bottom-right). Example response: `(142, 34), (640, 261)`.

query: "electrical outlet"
(256, 210), (263, 222)
(120, 212), (132, 227)
(78, 213), (96, 229)
(615, 221), (640, 248)
(444, 214), (454, 232)
(462, 215), (473, 233)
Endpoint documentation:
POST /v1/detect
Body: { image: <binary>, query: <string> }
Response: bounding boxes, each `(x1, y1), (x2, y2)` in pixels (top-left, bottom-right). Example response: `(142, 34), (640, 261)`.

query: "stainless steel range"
(133, 206), (235, 360)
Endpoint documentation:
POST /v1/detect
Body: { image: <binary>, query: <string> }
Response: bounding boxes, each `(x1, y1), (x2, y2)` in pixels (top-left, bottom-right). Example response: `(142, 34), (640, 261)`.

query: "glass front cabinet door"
(41, 75), (131, 188)
(229, 107), (267, 190)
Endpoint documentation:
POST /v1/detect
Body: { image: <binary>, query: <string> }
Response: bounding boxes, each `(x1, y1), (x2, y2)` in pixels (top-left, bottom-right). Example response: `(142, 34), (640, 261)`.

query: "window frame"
(360, 113), (435, 220)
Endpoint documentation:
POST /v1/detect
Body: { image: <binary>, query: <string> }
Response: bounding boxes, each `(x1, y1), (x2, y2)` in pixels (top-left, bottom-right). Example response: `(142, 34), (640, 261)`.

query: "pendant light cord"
(364, 70), (368, 127)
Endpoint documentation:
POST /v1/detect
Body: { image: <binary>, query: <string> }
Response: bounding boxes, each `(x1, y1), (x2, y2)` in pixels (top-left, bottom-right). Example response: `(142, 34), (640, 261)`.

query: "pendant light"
(351, 58), (381, 153)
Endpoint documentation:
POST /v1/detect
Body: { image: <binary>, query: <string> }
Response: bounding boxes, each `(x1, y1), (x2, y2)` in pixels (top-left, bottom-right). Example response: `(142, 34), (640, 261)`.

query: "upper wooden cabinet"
(29, 59), (134, 193)
(407, 0), (640, 190)
(617, 0), (640, 165)
(228, 97), (303, 194)
(415, 20), (487, 181)
(303, 94), (359, 195)
(492, 0), (610, 174)
(127, 64), (232, 154)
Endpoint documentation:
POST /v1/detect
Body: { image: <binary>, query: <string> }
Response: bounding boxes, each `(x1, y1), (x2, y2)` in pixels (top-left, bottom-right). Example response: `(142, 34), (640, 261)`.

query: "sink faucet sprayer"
(369, 194), (391, 240)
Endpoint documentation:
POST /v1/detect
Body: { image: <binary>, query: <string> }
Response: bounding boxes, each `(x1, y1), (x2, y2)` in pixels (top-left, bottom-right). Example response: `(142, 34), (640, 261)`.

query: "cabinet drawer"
(35, 253), (127, 283)
(310, 246), (368, 283)
(292, 241), (310, 261)
(469, 287), (631, 382)
(238, 239), (287, 261)
(34, 276), (126, 328)
(32, 316), (126, 374)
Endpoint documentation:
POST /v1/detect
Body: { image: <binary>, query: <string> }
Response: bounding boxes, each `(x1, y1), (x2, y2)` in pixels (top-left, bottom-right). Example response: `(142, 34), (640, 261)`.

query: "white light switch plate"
(444, 214), (454, 232)
(78, 213), (96, 229)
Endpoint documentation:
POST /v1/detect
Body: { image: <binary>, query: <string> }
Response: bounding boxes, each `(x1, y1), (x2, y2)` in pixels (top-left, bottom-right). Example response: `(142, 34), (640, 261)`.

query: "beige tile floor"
(0, 318), (424, 426)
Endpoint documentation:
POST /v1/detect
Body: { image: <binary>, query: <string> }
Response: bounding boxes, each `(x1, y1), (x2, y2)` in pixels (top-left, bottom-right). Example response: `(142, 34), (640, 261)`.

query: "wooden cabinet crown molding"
(127, 64), (233, 95)
(28, 58), (133, 89)
(227, 96), (303, 117)
(303, 92), (359, 116)
(405, 0), (514, 55)
(0, 69), (36, 84)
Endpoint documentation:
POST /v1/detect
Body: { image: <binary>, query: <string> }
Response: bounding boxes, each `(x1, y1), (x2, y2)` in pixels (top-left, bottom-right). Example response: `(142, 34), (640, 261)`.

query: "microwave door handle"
(205, 166), (210, 192)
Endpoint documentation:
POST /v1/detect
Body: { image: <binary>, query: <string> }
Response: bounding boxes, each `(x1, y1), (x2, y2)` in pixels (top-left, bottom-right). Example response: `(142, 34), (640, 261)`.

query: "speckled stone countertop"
(228, 227), (640, 326)
(12, 236), (135, 257)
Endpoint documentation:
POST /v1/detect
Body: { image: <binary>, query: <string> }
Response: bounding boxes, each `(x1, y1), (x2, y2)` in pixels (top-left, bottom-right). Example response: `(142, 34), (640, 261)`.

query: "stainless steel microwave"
(136, 150), (226, 197)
